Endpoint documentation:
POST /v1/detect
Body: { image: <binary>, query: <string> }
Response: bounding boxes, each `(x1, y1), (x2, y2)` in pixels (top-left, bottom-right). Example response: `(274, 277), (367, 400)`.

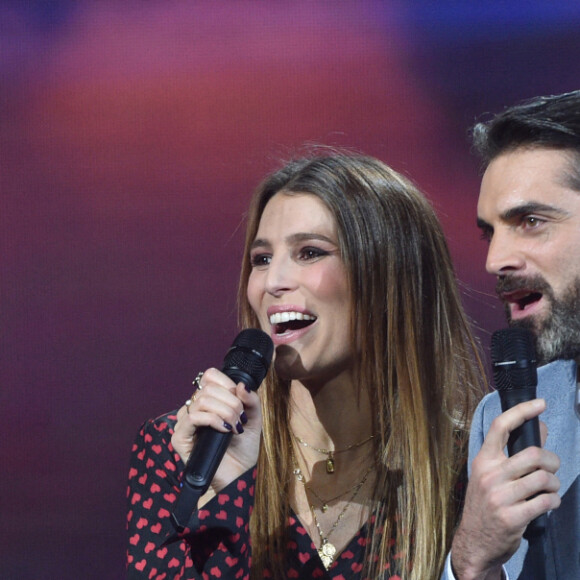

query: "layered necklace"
(293, 459), (373, 569)
(293, 433), (375, 474)
(292, 437), (375, 570)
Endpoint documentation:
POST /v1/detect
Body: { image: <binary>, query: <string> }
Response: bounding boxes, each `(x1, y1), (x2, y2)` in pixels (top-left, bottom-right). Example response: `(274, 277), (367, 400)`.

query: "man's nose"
(485, 231), (526, 276)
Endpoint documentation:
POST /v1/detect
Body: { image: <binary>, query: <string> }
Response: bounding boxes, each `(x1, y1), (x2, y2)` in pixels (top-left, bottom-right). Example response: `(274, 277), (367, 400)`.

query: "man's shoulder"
(537, 359), (577, 392)
(470, 359), (577, 443)
(474, 359), (576, 410)
(473, 389), (501, 420)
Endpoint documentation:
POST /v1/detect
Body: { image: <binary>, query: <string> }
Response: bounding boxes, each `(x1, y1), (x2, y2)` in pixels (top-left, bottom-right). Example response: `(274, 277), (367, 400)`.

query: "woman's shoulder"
(129, 409), (184, 484)
(144, 409), (179, 433)
(131, 409), (180, 453)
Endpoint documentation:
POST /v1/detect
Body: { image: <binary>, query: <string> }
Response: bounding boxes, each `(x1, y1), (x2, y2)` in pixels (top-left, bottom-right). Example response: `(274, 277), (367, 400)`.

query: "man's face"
(477, 147), (580, 364)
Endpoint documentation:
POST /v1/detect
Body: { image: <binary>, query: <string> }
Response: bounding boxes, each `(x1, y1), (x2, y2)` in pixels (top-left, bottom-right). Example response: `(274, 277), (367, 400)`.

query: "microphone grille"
(491, 327), (537, 390)
(223, 329), (274, 385)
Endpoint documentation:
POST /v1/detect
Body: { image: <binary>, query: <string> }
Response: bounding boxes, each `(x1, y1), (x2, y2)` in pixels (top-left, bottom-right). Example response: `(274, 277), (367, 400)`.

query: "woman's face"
(246, 192), (353, 383)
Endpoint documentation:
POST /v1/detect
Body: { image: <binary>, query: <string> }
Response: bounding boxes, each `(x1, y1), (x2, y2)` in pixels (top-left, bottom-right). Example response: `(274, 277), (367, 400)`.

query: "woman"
(127, 152), (485, 579)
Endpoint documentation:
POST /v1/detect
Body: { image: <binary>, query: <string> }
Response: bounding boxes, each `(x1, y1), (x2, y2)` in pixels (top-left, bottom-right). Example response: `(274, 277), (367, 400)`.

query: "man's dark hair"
(472, 90), (580, 167)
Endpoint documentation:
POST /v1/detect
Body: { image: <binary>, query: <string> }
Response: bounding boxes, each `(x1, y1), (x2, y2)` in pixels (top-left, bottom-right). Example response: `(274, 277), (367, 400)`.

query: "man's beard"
(497, 275), (580, 365)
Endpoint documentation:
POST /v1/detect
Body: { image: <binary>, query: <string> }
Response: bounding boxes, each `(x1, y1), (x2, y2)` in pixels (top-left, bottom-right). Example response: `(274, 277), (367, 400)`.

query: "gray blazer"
(443, 359), (579, 579)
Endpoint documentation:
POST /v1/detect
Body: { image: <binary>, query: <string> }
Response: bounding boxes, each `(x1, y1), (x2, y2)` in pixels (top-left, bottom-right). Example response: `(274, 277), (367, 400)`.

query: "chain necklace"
(308, 466), (373, 569)
(293, 462), (367, 513)
(293, 433), (375, 474)
(308, 482), (350, 513)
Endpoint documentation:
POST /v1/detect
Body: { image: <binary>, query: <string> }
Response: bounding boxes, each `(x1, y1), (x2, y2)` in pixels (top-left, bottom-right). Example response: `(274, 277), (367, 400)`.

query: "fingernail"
(245, 384), (252, 393)
(240, 411), (248, 424)
(223, 422), (233, 431)
(236, 422), (244, 434)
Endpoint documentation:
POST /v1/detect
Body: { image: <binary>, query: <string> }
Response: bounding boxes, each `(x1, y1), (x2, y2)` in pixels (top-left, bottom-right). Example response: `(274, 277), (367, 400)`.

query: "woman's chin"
(273, 346), (305, 381)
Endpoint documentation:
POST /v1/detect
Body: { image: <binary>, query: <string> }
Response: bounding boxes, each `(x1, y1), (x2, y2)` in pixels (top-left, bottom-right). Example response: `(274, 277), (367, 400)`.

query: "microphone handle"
(183, 428), (233, 492)
(170, 329), (273, 534)
(171, 429), (232, 533)
(171, 368), (256, 532)
(182, 366), (257, 494)
(499, 387), (541, 455)
(498, 386), (547, 539)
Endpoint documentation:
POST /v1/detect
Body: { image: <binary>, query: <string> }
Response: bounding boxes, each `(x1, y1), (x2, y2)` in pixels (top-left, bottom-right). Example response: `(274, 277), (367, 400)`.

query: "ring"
(185, 372), (205, 413)
(192, 371), (204, 391)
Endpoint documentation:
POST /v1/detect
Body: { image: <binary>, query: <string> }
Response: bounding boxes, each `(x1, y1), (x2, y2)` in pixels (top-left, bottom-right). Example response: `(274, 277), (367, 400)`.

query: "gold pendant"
(317, 541), (337, 569)
(326, 452), (335, 474)
(321, 503), (329, 513)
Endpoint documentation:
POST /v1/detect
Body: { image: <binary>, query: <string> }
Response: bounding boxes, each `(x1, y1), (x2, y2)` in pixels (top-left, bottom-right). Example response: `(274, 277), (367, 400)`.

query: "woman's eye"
(250, 254), (271, 267)
(297, 247), (327, 261)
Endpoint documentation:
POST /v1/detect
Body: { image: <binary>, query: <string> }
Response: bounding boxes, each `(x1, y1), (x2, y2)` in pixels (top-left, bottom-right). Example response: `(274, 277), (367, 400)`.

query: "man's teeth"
(269, 311), (316, 325)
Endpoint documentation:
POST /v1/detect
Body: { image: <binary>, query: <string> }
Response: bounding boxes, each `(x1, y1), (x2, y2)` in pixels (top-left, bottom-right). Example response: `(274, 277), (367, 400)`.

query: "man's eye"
(523, 216), (543, 228)
(479, 228), (493, 242)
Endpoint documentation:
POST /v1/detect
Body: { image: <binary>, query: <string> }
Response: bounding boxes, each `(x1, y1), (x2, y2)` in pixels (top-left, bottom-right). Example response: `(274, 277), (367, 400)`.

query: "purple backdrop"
(2, 1), (580, 577)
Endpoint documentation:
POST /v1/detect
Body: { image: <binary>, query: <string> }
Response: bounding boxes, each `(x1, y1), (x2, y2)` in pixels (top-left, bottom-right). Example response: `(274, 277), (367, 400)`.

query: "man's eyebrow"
(501, 202), (570, 221)
(476, 202), (571, 232)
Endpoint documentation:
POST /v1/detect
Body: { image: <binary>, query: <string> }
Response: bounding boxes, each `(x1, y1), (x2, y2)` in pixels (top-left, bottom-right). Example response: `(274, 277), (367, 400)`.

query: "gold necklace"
(308, 466), (372, 570)
(293, 433), (375, 474)
(293, 462), (365, 512)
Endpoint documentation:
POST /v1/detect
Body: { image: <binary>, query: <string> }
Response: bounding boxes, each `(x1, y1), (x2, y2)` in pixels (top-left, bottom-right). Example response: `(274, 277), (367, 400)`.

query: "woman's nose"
(264, 255), (298, 296)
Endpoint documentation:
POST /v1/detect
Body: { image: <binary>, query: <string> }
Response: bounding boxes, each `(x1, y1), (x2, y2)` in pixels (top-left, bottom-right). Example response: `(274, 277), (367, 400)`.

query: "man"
(445, 90), (580, 579)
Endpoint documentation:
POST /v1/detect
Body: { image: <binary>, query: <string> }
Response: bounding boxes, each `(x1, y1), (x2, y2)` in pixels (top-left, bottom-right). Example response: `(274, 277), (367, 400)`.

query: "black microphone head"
(491, 327), (538, 390)
(222, 329), (274, 391)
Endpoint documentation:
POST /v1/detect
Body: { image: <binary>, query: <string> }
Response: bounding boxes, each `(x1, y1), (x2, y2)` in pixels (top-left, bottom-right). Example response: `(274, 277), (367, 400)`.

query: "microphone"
(171, 328), (274, 532)
(491, 327), (546, 539)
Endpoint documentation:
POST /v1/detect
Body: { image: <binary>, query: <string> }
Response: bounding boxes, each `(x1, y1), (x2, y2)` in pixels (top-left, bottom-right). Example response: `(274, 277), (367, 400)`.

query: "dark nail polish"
(240, 411), (248, 424)
(223, 422), (233, 431)
(245, 384), (252, 393)
(236, 422), (244, 434)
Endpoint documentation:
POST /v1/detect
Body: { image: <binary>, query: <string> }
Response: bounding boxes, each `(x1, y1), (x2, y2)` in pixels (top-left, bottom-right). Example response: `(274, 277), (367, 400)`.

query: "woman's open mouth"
(269, 311), (317, 335)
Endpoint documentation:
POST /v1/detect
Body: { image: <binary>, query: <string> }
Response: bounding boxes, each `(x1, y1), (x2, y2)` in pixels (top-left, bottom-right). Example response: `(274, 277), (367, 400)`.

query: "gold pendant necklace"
(326, 451), (335, 474)
(308, 466), (373, 570)
(316, 536), (337, 570)
(293, 433), (375, 474)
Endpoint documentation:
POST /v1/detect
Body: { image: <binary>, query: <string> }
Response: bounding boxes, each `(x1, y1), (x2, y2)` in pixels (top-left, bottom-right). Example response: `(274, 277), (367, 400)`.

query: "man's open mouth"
(505, 290), (543, 312)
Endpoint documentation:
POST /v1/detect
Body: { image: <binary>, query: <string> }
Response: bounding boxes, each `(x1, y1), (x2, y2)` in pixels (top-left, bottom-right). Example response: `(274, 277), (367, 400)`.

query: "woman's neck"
(288, 375), (374, 451)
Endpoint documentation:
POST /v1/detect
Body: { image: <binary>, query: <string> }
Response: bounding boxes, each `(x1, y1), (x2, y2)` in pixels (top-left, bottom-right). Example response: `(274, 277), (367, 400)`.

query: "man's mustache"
(495, 275), (552, 297)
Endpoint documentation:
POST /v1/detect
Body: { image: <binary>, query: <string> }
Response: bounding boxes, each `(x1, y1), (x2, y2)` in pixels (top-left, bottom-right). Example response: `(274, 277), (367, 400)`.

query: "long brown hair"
(238, 151), (484, 579)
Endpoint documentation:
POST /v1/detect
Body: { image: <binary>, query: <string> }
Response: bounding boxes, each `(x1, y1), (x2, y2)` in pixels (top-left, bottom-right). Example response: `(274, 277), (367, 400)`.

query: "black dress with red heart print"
(126, 412), (408, 579)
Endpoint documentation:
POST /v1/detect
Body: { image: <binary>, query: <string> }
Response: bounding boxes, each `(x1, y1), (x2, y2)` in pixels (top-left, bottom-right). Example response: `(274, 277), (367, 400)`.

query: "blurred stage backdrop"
(2, 1), (580, 577)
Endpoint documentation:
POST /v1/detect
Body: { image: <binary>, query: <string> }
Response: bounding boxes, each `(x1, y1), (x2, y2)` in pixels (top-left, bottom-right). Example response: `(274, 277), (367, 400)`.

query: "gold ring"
(185, 371), (204, 413)
(185, 391), (200, 413)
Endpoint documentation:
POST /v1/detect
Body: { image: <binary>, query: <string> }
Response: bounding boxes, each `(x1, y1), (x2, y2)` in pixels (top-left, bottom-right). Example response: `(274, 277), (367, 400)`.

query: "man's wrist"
(449, 548), (505, 580)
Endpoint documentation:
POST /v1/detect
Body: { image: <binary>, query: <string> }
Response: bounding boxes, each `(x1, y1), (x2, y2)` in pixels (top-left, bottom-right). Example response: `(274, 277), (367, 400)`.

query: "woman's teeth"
(269, 311), (316, 325)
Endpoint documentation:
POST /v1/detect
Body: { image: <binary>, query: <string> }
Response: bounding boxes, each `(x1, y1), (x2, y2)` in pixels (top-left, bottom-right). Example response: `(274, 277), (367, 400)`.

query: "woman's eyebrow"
(286, 232), (336, 244)
(250, 232), (335, 250)
(250, 238), (271, 251)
